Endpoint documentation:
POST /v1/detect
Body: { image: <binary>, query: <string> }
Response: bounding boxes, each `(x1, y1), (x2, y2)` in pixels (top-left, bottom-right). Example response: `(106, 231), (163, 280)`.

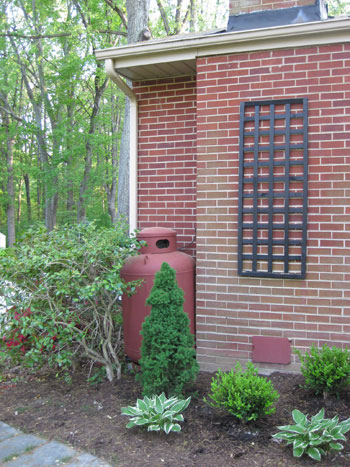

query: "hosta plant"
(121, 393), (191, 434)
(273, 408), (350, 461)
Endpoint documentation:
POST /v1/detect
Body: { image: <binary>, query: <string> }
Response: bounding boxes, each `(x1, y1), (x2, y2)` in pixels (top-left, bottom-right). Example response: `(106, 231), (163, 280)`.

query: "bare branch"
(0, 32), (71, 39)
(97, 29), (127, 36)
(0, 105), (23, 123)
(103, 0), (128, 30)
(156, 0), (171, 35)
(174, 0), (183, 34)
(72, 0), (89, 29)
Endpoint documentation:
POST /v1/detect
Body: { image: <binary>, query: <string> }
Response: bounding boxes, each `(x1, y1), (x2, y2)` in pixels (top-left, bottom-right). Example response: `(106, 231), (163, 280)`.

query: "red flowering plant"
(2, 307), (32, 358)
(0, 221), (142, 381)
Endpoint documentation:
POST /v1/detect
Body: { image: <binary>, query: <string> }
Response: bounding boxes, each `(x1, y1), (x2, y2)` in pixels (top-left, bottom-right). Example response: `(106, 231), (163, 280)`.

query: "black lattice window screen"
(238, 98), (308, 279)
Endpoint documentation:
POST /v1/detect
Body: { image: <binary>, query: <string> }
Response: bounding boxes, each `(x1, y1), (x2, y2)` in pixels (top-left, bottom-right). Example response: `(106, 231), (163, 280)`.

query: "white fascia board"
(96, 18), (350, 70)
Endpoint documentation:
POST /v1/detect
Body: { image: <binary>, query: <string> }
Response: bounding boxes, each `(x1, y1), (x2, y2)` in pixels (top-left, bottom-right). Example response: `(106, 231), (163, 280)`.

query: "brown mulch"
(0, 367), (350, 466)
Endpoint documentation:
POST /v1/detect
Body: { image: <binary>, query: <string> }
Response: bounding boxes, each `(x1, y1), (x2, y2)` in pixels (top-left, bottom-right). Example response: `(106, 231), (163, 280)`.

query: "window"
(238, 98), (308, 279)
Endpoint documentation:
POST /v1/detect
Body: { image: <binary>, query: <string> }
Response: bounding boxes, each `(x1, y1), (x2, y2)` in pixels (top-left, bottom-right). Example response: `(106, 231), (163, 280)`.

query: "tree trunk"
(77, 69), (108, 222)
(106, 93), (119, 224)
(16, 177), (23, 223)
(118, 0), (151, 221)
(23, 174), (32, 223)
(6, 124), (16, 246)
(1, 110), (16, 246)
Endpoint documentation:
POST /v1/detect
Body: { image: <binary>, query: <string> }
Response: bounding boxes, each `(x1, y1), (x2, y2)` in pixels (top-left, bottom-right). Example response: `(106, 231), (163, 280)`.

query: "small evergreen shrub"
(205, 362), (279, 423)
(137, 262), (199, 397)
(273, 408), (350, 461)
(296, 344), (350, 398)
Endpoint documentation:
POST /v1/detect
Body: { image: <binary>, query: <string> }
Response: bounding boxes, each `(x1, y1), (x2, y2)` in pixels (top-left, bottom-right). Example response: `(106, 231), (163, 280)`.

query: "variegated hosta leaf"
(172, 414), (184, 422)
(121, 407), (141, 416)
(143, 396), (151, 408)
(134, 418), (149, 426)
(307, 447), (321, 461)
(339, 419), (350, 434)
(159, 393), (167, 404)
(170, 423), (181, 432)
(311, 408), (325, 423)
(272, 432), (296, 441)
(136, 398), (148, 412)
(164, 421), (174, 434)
(126, 421), (137, 428)
(292, 409), (307, 426)
(155, 395), (164, 414)
(293, 446), (304, 458)
(148, 424), (161, 431)
(293, 439), (307, 450)
(278, 425), (305, 434)
(329, 442), (344, 451)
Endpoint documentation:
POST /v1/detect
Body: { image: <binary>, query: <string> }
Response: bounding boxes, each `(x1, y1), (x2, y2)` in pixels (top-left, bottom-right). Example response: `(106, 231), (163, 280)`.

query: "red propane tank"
(120, 227), (195, 362)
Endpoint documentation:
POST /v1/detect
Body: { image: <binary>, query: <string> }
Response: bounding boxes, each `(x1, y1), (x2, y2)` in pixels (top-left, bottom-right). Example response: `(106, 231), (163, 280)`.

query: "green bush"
(296, 344), (350, 398)
(137, 262), (199, 397)
(205, 362), (279, 423)
(0, 221), (142, 381)
(273, 408), (350, 461)
(121, 393), (191, 434)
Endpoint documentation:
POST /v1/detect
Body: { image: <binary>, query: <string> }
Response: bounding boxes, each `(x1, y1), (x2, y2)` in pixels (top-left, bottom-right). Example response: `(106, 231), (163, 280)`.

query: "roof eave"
(95, 18), (350, 81)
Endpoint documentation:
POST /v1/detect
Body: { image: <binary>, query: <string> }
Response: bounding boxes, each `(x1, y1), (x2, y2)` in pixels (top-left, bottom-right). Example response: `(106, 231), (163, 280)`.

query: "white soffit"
(95, 18), (350, 81)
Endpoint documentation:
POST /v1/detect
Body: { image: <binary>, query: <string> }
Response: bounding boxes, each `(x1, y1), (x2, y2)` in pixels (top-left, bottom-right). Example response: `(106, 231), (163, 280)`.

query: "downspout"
(105, 59), (138, 233)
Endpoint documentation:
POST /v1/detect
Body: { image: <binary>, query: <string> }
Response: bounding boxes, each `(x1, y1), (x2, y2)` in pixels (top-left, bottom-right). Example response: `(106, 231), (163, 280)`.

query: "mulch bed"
(0, 367), (349, 466)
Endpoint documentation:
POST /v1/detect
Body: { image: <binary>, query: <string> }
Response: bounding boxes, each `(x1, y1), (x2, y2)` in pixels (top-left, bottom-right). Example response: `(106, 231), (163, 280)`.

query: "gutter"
(105, 59), (138, 234)
(96, 18), (350, 63)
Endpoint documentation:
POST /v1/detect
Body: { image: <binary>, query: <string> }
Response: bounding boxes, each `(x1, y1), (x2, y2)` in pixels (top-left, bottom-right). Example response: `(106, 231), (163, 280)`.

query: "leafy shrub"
(121, 393), (191, 434)
(137, 262), (199, 397)
(205, 362), (279, 423)
(0, 221), (142, 381)
(273, 408), (350, 461)
(296, 344), (350, 398)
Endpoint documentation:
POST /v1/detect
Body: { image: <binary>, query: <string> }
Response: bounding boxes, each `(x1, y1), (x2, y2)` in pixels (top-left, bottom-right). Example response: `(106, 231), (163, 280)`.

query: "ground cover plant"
(137, 262), (199, 397)
(0, 221), (142, 382)
(296, 344), (350, 399)
(273, 408), (350, 461)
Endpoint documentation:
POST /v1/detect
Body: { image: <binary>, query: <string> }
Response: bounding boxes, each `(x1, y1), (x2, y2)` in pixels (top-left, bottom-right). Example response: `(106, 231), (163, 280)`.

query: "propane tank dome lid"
(137, 227), (176, 238)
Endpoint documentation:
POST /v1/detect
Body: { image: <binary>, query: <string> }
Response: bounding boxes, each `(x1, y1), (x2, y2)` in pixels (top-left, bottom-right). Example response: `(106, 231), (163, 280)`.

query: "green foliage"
(121, 393), (191, 434)
(273, 408), (350, 461)
(0, 221), (142, 381)
(328, 0), (350, 16)
(205, 363), (279, 423)
(137, 262), (199, 397)
(296, 344), (350, 398)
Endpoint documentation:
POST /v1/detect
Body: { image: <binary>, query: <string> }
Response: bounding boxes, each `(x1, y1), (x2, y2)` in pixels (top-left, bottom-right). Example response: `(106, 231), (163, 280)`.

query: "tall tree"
(328, 0), (350, 15)
(117, 0), (151, 221)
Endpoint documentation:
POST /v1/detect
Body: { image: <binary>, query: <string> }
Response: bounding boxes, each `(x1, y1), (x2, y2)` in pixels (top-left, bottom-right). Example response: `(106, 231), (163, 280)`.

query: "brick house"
(96, 0), (350, 373)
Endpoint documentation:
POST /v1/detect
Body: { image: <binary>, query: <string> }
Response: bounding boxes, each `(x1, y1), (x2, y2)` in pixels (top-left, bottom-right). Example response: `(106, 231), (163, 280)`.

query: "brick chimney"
(229, 0), (316, 16)
(227, 1), (328, 32)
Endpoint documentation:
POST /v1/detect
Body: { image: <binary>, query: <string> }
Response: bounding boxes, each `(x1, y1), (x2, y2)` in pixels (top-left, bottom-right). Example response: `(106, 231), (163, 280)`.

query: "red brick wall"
(196, 43), (350, 372)
(229, 0), (314, 16)
(133, 76), (197, 256)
